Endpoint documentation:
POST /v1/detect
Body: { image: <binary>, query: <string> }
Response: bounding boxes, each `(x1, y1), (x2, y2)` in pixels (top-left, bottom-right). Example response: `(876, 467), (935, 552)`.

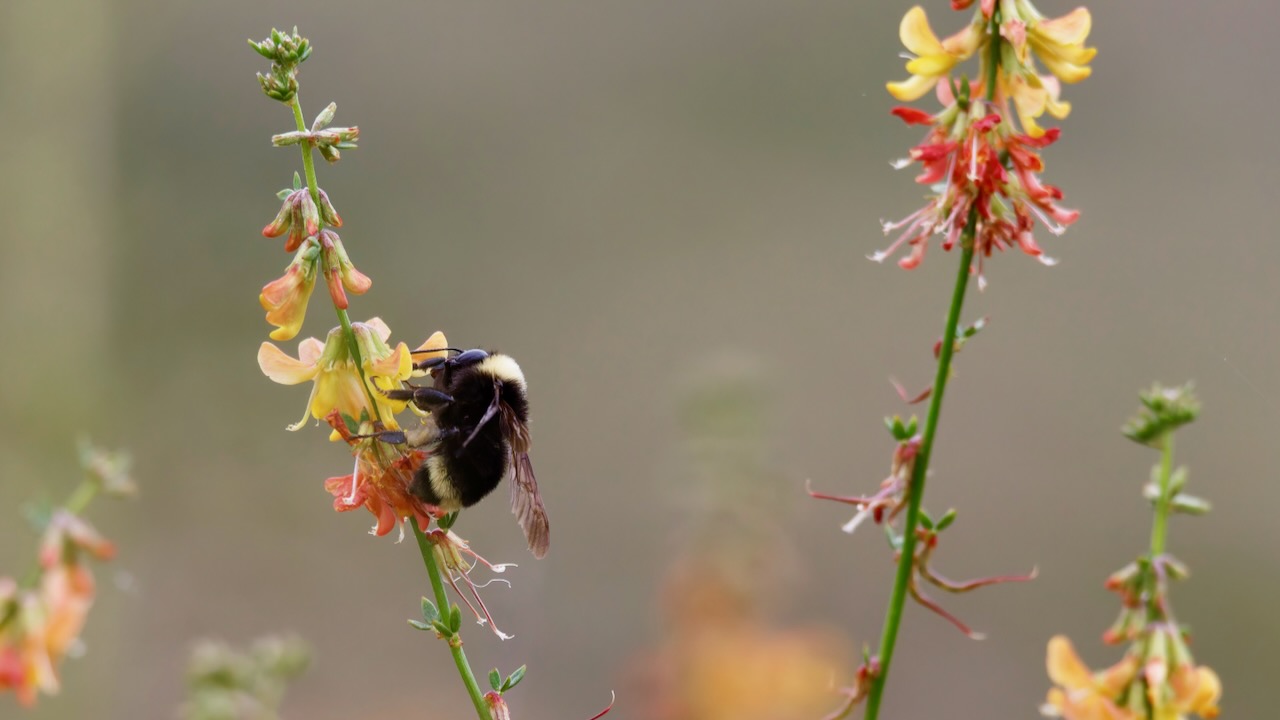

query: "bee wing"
(510, 450), (549, 559)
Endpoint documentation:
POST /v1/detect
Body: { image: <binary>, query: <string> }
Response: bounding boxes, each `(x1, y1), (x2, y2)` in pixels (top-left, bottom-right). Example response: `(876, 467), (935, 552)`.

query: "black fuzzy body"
(410, 356), (529, 509)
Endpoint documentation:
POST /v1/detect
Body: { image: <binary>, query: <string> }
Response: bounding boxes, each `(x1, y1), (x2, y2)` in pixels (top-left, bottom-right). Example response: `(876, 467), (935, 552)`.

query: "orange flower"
(324, 439), (434, 538)
(1042, 636), (1138, 720)
(260, 241), (320, 341)
(258, 317), (412, 433)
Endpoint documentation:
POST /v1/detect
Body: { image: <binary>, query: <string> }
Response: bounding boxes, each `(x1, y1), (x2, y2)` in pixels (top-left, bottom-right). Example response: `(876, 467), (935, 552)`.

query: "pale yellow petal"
(906, 53), (959, 77)
(1037, 8), (1092, 47)
(1047, 636), (1094, 690)
(298, 337), (326, 365)
(887, 73), (941, 102)
(1187, 667), (1221, 717)
(414, 330), (449, 358)
(900, 6), (945, 56)
(258, 342), (320, 385)
(365, 316), (392, 342)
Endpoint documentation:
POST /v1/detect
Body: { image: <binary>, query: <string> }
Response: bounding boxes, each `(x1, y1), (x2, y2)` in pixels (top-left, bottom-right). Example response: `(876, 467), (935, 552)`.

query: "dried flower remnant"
(1043, 385), (1221, 720)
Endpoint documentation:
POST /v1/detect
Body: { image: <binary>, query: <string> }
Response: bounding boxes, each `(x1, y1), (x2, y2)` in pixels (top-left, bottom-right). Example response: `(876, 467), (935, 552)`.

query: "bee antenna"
(411, 347), (464, 355)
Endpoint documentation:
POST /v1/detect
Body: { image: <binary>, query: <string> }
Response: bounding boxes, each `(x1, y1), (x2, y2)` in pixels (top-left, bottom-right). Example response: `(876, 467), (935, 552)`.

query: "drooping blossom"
(260, 240), (320, 341)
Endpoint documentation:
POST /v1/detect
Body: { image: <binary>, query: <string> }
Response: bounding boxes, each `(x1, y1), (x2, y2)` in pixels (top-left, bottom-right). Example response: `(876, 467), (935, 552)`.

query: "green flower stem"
(862, 240), (975, 720)
(412, 518), (491, 720)
(1149, 436), (1174, 558)
(863, 15), (1002, 720)
(287, 94), (381, 420)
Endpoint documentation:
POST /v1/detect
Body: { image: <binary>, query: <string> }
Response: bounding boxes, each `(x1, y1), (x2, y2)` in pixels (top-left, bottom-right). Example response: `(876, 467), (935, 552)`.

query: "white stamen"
(842, 507), (872, 534)
(977, 273), (988, 292)
(867, 251), (889, 263)
(889, 158), (912, 170)
(471, 578), (513, 589)
(345, 455), (360, 505)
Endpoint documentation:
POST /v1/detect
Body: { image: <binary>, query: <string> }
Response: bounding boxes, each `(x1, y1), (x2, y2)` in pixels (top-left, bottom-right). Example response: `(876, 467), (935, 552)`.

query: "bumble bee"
(381, 347), (550, 559)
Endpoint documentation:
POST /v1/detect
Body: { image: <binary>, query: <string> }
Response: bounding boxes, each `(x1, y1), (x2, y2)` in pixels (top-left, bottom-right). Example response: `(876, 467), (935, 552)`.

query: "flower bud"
(300, 191), (321, 238)
(311, 102), (337, 131)
(317, 188), (343, 227)
(327, 232), (372, 297)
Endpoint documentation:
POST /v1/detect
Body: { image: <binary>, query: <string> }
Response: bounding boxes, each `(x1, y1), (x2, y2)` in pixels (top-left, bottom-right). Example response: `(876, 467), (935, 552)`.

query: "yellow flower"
(1152, 663), (1222, 720)
(1027, 7), (1096, 84)
(258, 317), (412, 433)
(887, 7), (986, 102)
(1006, 71), (1071, 137)
(1042, 636), (1138, 720)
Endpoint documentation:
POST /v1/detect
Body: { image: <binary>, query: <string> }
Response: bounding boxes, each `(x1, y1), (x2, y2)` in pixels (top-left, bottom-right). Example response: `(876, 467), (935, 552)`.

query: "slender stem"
(1149, 436), (1174, 557)
(412, 518), (491, 720)
(862, 241), (975, 720)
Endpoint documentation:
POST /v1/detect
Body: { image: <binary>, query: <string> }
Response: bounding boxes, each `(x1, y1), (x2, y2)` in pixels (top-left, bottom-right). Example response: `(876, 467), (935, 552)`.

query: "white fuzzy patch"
(426, 455), (461, 509)
(478, 354), (526, 388)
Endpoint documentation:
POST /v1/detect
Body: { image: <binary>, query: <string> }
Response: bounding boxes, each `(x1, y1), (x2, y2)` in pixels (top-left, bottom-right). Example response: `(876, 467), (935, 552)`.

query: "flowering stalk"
(250, 29), (495, 720)
(1043, 384), (1221, 719)
(811, 2), (1096, 717)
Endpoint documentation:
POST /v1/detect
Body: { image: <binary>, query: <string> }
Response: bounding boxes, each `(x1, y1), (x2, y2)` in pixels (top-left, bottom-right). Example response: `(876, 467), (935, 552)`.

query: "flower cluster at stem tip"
(876, 1), (1095, 287)
(1043, 385), (1221, 720)
(0, 443), (134, 707)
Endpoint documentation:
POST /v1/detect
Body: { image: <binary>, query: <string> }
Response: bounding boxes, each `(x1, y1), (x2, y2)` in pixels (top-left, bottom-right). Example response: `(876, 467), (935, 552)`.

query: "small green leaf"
(935, 508), (958, 531)
(408, 619), (432, 631)
(339, 412), (360, 435)
(501, 665), (527, 692)
(438, 512), (459, 530)
(489, 669), (502, 692)
(448, 605), (462, 634)
(293, 171), (303, 190)
(249, 39), (274, 59)
(276, 188), (293, 201)
(420, 598), (439, 624)
(21, 501), (53, 533)
(430, 619), (453, 637)
(919, 510), (934, 531)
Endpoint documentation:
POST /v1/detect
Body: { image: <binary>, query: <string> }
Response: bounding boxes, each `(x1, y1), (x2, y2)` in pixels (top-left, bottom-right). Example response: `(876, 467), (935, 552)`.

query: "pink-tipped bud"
(261, 193), (295, 238)
(301, 191), (321, 238)
(317, 189), (343, 227)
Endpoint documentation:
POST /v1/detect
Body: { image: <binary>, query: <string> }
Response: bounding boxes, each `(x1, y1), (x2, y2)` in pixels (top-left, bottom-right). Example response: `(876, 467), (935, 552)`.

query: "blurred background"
(2, 1), (1277, 718)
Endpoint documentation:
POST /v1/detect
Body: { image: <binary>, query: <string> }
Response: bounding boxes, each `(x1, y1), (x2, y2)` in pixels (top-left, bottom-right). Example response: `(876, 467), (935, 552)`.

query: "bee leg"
(459, 381), (503, 450)
(383, 387), (455, 410)
(349, 429), (408, 444)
